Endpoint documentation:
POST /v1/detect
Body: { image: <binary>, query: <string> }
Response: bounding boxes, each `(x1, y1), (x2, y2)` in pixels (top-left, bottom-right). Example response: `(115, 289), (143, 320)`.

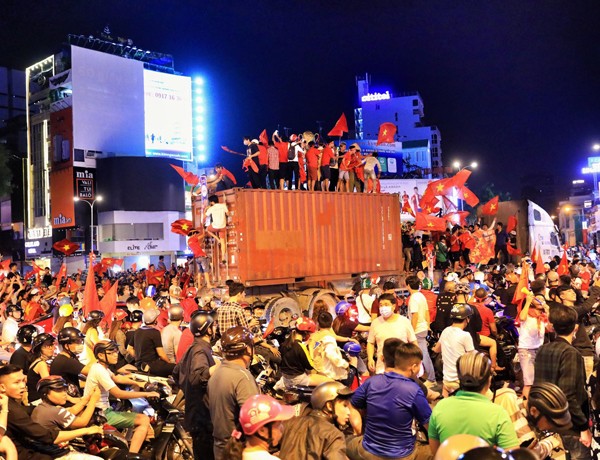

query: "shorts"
(197, 257), (210, 272)
(339, 170), (350, 181)
(105, 408), (137, 429)
(320, 165), (331, 180)
(207, 225), (226, 236)
(308, 166), (319, 181)
(518, 348), (537, 386)
(282, 373), (310, 389)
(279, 162), (289, 179)
(364, 168), (377, 180)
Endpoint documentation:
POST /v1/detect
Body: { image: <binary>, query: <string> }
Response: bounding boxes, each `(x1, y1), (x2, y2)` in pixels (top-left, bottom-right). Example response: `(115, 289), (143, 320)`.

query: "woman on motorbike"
(223, 394), (295, 460)
(27, 332), (56, 403)
(81, 310), (105, 365)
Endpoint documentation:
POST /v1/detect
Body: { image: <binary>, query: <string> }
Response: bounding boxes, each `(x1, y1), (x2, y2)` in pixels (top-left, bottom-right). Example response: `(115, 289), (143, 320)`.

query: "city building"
(557, 180), (593, 247)
(349, 73), (444, 178)
(24, 34), (202, 271)
(0, 66), (27, 263)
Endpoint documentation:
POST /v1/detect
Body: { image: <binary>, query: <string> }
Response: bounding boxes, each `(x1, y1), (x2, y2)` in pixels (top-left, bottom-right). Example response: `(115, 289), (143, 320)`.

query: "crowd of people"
(0, 250), (599, 459)
(215, 133), (382, 193)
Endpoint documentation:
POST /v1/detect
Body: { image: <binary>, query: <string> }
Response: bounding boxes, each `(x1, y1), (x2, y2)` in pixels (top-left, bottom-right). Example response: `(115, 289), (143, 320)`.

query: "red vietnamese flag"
(457, 186), (480, 207)
(401, 200), (415, 217)
(445, 211), (470, 226)
(441, 195), (457, 212)
(422, 204), (442, 215)
(99, 279), (119, 326)
(507, 215), (518, 234)
(534, 243), (546, 275)
(512, 263), (530, 306)
(481, 196), (499, 216)
(0, 259), (11, 271)
(54, 263), (67, 289)
(376, 122), (397, 145)
(259, 129), (269, 146)
(67, 278), (79, 293)
(93, 263), (106, 276)
(24, 262), (43, 280)
(170, 164), (200, 186)
(327, 113), (349, 137)
(171, 219), (194, 236)
(449, 169), (472, 188)
(556, 249), (569, 276)
(147, 269), (165, 286)
(430, 178), (454, 196)
(531, 244), (538, 265)
(415, 212), (447, 232)
(507, 242), (522, 256)
(53, 239), (80, 256)
(82, 264), (100, 316)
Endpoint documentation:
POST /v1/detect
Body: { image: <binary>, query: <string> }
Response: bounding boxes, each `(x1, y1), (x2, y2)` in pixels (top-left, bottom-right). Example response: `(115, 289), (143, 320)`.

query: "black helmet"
(528, 382), (572, 428)
(190, 311), (214, 337)
(86, 310), (105, 323)
(16, 324), (38, 345)
(6, 304), (23, 316)
(449, 303), (473, 320)
(221, 326), (254, 359)
(130, 309), (143, 323)
(57, 327), (85, 345)
(311, 381), (354, 411)
(31, 333), (56, 354)
(168, 305), (184, 321)
(37, 375), (67, 397)
(462, 268), (474, 277)
(93, 340), (118, 359)
(457, 351), (492, 391)
(156, 296), (170, 309)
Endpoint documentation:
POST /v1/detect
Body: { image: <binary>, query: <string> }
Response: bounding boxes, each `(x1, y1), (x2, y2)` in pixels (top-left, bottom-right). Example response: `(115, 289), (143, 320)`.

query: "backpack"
(287, 143), (296, 161)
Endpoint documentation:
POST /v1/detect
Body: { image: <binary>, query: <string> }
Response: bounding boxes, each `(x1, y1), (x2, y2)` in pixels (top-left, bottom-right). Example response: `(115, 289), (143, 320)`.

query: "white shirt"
(205, 203), (228, 229)
(356, 291), (375, 324)
(84, 362), (117, 410)
(440, 326), (474, 382)
(518, 316), (545, 349)
(408, 291), (430, 335)
(1, 317), (19, 344)
(368, 314), (417, 374)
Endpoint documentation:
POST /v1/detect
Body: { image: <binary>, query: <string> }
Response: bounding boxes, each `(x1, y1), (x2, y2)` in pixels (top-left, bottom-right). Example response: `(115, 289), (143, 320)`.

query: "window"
(432, 147), (438, 157)
(395, 112), (398, 121)
(432, 134), (438, 144)
(533, 210), (542, 222)
(413, 109), (420, 115)
(101, 223), (164, 241)
(550, 232), (559, 247)
(412, 99), (419, 107)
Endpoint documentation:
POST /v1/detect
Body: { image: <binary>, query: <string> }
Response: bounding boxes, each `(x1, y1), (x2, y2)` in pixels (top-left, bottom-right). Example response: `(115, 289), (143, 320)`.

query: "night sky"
(2, 0), (600, 204)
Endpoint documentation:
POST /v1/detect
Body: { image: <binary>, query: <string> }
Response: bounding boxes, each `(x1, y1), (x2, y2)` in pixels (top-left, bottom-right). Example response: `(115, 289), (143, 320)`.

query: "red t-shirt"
(220, 167), (237, 185)
(459, 232), (476, 250)
(306, 147), (320, 168)
(275, 142), (289, 163)
(473, 302), (495, 336)
(320, 147), (334, 167)
(422, 289), (438, 322)
(450, 235), (461, 252)
(258, 145), (268, 166)
(580, 270), (591, 292)
(176, 328), (194, 363)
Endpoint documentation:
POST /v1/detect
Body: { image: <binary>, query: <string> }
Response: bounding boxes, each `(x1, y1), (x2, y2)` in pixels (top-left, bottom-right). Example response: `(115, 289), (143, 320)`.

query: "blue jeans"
(416, 331), (436, 383)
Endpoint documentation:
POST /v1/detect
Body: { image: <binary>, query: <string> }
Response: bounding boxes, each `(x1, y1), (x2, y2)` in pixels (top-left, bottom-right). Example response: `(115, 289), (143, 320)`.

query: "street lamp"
(452, 160), (478, 210)
(74, 195), (103, 253)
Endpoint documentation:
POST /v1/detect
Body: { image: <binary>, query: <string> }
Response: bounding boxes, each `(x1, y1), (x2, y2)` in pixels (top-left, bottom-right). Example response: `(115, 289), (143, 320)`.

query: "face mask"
(74, 344), (84, 355)
(380, 306), (393, 318)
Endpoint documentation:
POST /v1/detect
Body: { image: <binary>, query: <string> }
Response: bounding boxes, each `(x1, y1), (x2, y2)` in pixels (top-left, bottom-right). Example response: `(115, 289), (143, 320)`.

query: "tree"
(0, 144), (13, 198)
(478, 181), (511, 203)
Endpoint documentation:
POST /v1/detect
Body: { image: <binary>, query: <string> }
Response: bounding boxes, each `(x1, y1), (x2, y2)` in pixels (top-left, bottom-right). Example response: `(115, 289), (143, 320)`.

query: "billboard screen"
(144, 70), (192, 161)
(49, 167), (75, 228)
(71, 46), (193, 162)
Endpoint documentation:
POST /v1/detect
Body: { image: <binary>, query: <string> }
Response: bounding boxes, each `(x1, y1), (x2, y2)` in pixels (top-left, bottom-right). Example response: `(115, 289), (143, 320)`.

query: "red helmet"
(294, 317), (316, 333)
(239, 394), (295, 435)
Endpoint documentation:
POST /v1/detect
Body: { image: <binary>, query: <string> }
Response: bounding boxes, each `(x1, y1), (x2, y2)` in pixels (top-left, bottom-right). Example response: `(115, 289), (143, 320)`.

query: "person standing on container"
(203, 195), (229, 264)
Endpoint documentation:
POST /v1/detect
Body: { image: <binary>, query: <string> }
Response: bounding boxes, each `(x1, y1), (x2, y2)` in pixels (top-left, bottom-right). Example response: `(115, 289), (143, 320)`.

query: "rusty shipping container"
(194, 189), (403, 286)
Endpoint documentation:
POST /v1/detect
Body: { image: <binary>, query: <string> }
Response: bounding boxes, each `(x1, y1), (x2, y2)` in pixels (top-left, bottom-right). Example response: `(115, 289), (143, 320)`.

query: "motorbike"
(70, 408), (131, 459)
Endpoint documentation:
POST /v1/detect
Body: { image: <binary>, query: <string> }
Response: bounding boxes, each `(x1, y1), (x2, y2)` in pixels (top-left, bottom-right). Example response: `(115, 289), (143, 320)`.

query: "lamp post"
(74, 195), (103, 253)
(452, 160), (478, 211)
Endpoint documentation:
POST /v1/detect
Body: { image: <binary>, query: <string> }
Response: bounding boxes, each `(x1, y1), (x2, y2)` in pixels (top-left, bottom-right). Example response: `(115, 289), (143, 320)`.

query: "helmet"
(462, 268), (474, 277)
(343, 342), (361, 357)
(335, 301), (351, 316)
(527, 382), (571, 428)
(289, 134), (298, 142)
(145, 285), (157, 298)
(143, 309), (160, 325)
(190, 311), (214, 337)
(86, 310), (105, 323)
(57, 327), (85, 345)
(168, 306), (184, 321)
(449, 303), (473, 320)
(93, 340), (119, 359)
(156, 296), (170, 309)
(311, 381), (354, 411)
(16, 324), (38, 345)
(433, 434), (488, 460)
(37, 375), (67, 397)
(239, 394), (295, 435)
(457, 351), (493, 390)
(58, 296), (72, 307)
(421, 278), (433, 290)
(455, 283), (471, 295)
(474, 271), (485, 282)
(58, 304), (74, 318)
(458, 447), (511, 460)
(31, 333), (56, 354)
(130, 309), (144, 323)
(6, 304), (23, 316)
(114, 309), (129, 322)
(221, 326), (254, 359)
(294, 317), (316, 333)
(140, 297), (157, 310)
